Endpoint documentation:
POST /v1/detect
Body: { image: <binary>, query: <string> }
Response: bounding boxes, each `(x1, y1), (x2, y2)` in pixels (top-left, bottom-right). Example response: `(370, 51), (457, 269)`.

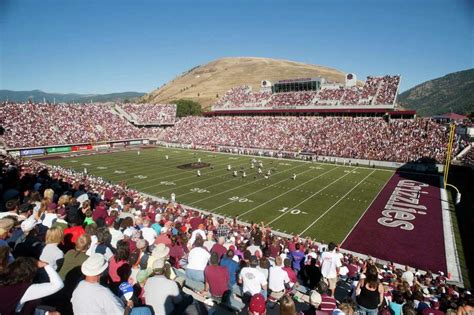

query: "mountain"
(398, 69), (474, 116)
(141, 57), (349, 109)
(0, 90), (145, 103)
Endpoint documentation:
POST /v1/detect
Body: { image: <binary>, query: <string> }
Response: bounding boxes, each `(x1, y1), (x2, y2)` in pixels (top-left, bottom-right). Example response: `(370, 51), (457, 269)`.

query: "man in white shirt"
(185, 238), (210, 283)
(268, 256), (290, 300)
(71, 254), (126, 315)
(319, 242), (341, 296)
(239, 256), (268, 300)
(402, 265), (415, 286)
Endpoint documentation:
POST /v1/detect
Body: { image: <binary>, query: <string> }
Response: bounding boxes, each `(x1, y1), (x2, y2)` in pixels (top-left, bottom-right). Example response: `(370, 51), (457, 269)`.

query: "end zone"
(342, 171), (460, 282)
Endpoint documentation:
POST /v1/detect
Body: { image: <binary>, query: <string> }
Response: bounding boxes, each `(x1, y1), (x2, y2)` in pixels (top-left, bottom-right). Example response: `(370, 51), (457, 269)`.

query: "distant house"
(432, 112), (468, 123)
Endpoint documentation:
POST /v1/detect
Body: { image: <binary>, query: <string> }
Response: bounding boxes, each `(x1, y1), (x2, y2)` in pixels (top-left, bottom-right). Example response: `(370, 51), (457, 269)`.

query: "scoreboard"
(272, 78), (321, 93)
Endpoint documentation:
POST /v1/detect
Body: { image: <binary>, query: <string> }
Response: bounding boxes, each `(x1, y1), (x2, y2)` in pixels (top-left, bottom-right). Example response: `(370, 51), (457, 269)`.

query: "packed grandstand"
(0, 73), (473, 315)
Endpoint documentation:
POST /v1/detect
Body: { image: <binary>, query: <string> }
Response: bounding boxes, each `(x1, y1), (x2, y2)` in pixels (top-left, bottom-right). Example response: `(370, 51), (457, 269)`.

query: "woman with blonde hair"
(280, 294), (297, 315)
(43, 188), (55, 203)
(40, 227), (64, 270)
(35, 198), (50, 221)
(58, 233), (91, 280)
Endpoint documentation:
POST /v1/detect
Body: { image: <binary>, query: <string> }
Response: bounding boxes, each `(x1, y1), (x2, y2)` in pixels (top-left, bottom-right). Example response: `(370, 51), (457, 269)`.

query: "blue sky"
(0, 0), (472, 94)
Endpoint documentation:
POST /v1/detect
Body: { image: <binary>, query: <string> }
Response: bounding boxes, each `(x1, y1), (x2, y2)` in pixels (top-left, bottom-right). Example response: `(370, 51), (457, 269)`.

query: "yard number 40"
(278, 207), (307, 215)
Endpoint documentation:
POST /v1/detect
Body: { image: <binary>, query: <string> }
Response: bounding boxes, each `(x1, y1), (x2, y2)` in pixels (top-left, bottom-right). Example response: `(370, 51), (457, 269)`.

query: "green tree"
(171, 99), (202, 117)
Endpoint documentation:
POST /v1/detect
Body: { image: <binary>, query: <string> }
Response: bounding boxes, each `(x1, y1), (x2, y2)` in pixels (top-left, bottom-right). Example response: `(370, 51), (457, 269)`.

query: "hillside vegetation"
(141, 57), (348, 109)
(398, 69), (474, 116)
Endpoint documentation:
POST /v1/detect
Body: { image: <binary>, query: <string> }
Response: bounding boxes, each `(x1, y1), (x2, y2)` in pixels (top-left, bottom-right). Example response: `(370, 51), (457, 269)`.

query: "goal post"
(443, 123), (456, 189)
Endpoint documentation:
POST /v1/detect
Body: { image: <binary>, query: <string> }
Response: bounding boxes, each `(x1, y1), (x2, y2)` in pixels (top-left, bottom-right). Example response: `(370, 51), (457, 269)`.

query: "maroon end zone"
(342, 172), (447, 273)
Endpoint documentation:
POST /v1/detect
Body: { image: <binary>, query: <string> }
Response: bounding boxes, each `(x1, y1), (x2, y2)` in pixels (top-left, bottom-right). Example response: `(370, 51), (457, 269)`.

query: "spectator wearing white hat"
(71, 254), (126, 315)
(144, 258), (183, 314)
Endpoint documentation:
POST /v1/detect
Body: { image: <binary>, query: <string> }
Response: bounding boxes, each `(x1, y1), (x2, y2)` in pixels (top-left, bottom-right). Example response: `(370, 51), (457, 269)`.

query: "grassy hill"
(398, 69), (474, 116)
(141, 57), (348, 109)
(0, 90), (145, 103)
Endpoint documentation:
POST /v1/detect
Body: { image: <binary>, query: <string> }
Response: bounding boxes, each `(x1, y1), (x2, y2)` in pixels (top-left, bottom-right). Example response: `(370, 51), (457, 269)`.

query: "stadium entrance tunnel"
(177, 162), (211, 169)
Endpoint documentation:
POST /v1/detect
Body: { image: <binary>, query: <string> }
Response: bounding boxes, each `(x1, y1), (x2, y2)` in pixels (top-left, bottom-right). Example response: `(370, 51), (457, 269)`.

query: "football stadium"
(1, 1), (473, 315)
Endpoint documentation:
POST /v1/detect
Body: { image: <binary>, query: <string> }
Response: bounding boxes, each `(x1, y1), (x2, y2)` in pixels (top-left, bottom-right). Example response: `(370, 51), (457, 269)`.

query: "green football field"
(41, 147), (394, 243)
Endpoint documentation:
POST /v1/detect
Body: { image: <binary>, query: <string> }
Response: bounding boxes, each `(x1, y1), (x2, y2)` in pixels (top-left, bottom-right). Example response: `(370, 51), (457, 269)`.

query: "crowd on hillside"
(212, 76), (401, 110)
(120, 104), (177, 125)
(0, 155), (473, 315)
(0, 103), (158, 148)
(162, 116), (449, 163)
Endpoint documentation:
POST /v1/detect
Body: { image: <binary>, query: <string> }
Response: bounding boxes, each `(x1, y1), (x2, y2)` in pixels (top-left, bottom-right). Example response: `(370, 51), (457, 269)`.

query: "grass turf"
(42, 147), (393, 243)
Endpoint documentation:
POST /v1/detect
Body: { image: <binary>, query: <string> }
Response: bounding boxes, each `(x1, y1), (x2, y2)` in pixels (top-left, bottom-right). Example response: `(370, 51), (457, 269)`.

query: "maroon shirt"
(189, 217), (204, 231)
(210, 243), (227, 259)
(204, 265), (230, 297)
(92, 206), (108, 221)
(320, 294), (337, 312)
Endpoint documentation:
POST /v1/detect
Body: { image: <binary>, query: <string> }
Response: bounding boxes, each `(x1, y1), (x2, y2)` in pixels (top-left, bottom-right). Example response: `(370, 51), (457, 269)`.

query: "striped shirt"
(319, 294), (337, 312)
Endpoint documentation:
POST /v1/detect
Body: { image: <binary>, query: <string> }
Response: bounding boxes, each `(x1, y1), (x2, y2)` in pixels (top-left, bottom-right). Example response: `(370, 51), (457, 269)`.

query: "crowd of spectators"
(0, 154), (472, 315)
(120, 104), (177, 125)
(266, 92), (318, 108)
(375, 76), (400, 105)
(0, 103), (157, 148)
(463, 146), (474, 168)
(162, 116), (449, 163)
(213, 76), (401, 110)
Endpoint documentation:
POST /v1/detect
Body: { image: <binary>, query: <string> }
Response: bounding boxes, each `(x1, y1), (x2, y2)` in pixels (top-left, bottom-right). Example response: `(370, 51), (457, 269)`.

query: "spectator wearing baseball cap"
(144, 258), (185, 314)
(421, 298), (444, 315)
(71, 254), (125, 315)
(249, 293), (267, 315)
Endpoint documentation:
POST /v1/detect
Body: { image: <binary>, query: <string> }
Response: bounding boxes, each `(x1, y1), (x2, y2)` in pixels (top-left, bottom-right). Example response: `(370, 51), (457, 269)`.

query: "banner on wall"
(93, 144), (110, 150)
(20, 148), (46, 156)
(129, 140), (142, 145)
(71, 145), (93, 152)
(46, 146), (72, 153)
(113, 142), (125, 147)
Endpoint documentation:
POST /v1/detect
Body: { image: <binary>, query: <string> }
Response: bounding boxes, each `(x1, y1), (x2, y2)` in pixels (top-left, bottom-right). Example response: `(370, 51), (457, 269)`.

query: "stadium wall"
(159, 142), (444, 172)
(6, 138), (148, 157)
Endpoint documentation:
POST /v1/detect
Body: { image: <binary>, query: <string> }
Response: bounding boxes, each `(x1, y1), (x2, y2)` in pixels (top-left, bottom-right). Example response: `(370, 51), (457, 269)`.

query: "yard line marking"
(340, 171), (392, 245)
(299, 169), (376, 235)
(266, 167), (360, 225)
(142, 159), (254, 192)
(100, 152), (232, 181)
(187, 163), (307, 206)
(160, 145), (394, 173)
(235, 167), (339, 218)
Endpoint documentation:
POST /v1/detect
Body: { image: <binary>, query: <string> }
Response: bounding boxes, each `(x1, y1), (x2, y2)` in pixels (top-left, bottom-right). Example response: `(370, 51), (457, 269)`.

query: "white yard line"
(161, 145), (395, 173)
(340, 171), (392, 245)
(235, 167), (340, 218)
(187, 163), (306, 206)
(266, 167), (359, 225)
(141, 157), (257, 192)
(440, 185), (463, 286)
(299, 170), (376, 235)
(104, 152), (232, 182)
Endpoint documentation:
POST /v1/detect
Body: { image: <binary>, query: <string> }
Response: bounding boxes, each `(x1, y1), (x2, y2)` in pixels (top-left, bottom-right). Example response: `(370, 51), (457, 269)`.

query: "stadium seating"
(162, 116), (448, 163)
(212, 75), (401, 109)
(0, 102), (161, 148)
(119, 103), (177, 125)
(1, 153), (469, 315)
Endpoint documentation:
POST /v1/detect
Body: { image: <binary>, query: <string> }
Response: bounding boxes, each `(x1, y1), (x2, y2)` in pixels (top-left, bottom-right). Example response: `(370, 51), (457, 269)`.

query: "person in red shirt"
(282, 258), (297, 286)
(202, 252), (230, 298)
(210, 236), (227, 260)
